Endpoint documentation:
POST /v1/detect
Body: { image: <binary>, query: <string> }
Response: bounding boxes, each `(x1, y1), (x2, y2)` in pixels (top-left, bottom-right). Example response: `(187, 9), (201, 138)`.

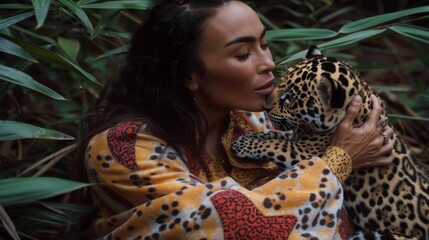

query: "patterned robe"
(86, 110), (352, 240)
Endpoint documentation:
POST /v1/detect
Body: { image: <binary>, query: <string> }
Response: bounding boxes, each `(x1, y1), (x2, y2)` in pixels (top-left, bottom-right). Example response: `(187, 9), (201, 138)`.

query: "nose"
(257, 49), (275, 74)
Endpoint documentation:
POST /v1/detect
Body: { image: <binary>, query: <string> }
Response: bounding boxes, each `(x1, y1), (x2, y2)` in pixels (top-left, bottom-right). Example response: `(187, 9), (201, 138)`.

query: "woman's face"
(190, 1), (275, 120)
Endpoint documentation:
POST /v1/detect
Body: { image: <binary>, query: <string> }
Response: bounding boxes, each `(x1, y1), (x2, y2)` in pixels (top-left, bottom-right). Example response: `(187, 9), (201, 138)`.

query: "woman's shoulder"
(88, 121), (168, 160)
(86, 120), (171, 171)
(91, 120), (165, 144)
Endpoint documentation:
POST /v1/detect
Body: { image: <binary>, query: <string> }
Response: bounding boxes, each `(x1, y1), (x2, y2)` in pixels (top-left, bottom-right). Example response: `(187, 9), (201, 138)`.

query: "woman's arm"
(86, 121), (351, 240)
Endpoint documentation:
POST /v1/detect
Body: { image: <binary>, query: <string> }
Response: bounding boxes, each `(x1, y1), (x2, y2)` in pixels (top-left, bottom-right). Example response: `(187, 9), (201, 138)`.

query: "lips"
(255, 79), (275, 95)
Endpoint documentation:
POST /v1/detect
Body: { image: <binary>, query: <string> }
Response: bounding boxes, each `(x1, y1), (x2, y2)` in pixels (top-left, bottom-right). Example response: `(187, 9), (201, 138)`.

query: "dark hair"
(76, 0), (232, 176)
(104, 0), (232, 145)
(71, 0), (232, 230)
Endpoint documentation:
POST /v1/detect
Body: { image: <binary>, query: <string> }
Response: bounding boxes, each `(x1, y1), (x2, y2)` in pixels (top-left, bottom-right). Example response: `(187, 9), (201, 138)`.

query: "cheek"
(205, 64), (253, 93)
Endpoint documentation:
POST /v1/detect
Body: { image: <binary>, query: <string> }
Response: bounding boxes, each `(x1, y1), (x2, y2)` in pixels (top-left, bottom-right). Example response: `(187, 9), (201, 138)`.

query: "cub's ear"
(317, 76), (346, 109)
(306, 45), (322, 58)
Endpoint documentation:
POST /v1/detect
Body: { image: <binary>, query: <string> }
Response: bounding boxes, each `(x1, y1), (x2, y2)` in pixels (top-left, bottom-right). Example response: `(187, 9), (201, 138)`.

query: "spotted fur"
(232, 46), (429, 240)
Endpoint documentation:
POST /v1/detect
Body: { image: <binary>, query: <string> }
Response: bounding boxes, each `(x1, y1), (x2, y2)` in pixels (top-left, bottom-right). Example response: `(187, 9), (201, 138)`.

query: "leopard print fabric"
(232, 47), (429, 240)
(86, 110), (353, 239)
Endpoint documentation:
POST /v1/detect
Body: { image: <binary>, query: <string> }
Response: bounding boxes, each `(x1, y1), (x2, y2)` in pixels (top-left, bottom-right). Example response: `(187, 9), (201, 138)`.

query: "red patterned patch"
(338, 208), (351, 240)
(107, 121), (143, 170)
(211, 190), (297, 239)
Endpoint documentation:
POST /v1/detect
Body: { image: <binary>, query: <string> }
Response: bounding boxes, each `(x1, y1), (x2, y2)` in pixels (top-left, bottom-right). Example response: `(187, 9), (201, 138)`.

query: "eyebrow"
(224, 27), (267, 47)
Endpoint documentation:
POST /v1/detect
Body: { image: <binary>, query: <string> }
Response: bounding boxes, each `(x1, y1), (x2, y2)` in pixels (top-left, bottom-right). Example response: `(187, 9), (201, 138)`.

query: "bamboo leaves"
(0, 178), (90, 206)
(0, 121), (74, 141)
(32, 0), (51, 29)
(0, 65), (65, 100)
(339, 5), (429, 33)
(389, 25), (429, 44)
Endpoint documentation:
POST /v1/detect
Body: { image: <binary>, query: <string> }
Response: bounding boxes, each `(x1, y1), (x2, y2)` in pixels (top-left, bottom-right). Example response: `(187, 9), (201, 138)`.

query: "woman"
(82, 0), (395, 239)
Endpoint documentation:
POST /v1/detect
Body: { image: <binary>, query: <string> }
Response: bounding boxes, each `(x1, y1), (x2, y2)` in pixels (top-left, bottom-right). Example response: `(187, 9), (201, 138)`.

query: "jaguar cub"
(232, 47), (429, 239)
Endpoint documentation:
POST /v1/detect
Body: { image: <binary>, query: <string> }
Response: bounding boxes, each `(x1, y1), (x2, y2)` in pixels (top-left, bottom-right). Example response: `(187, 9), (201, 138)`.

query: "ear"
(317, 76), (346, 109)
(306, 45), (322, 58)
(185, 71), (200, 91)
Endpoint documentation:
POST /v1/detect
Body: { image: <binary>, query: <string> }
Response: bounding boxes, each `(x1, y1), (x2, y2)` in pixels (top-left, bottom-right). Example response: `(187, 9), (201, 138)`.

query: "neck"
(193, 92), (232, 158)
(204, 115), (230, 156)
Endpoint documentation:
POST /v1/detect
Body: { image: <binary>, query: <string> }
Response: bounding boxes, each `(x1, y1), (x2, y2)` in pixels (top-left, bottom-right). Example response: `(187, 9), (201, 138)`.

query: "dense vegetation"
(0, 0), (428, 239)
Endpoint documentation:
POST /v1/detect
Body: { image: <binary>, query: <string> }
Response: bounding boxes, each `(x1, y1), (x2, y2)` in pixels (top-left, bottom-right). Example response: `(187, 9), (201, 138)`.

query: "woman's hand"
(331, 94), (395, 170)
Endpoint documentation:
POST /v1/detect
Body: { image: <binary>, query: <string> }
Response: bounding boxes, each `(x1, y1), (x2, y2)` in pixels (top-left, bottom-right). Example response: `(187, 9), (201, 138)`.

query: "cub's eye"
(280, 89), (296, 105)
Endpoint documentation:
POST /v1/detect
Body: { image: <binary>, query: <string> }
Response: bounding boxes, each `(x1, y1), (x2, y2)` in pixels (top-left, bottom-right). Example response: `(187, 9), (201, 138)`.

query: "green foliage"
(0, 177), (91, 206)
(0, 0), (428, 239)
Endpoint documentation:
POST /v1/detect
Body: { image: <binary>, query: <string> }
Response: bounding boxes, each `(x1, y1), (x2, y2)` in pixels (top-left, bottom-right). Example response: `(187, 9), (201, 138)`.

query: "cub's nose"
(263, 91), (276, 112)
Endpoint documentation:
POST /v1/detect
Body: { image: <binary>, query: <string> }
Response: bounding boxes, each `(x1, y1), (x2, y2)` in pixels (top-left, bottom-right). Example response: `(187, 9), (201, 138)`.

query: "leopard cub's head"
(265, 46), (374, 134)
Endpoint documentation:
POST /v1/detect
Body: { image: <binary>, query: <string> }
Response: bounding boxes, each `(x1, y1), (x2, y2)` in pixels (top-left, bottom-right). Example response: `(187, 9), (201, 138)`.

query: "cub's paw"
(231, 133), (265, 160)
(231, 131), (292, 160)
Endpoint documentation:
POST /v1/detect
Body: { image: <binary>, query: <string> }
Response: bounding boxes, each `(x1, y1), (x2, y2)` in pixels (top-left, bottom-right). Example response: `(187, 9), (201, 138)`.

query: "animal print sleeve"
(321, 146), (352, 183)
(86, 121), (351, 239)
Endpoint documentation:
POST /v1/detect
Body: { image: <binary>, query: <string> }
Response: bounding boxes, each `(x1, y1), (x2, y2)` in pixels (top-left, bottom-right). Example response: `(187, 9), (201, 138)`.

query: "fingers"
(382, 126), (394, 139)
(367, 94), (383, 126)
(372, 154), (395, 167)
(341, 95), (362, 129)
(378, 126), (394, 146)
(371, 137), (395, 167)
(354, 141), (395, 170)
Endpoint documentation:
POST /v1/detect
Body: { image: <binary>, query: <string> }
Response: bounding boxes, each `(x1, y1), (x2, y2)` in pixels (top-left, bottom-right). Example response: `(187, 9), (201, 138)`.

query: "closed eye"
(236, 52), (250, 61)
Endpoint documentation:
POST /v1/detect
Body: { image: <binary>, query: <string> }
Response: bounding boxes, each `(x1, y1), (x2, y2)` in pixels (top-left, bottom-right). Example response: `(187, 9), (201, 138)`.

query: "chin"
(241, 104), (265, 112)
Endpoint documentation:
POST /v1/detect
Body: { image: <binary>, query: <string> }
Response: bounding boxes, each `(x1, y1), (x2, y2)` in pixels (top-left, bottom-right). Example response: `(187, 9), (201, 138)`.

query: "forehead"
(199, 1), (264, 47)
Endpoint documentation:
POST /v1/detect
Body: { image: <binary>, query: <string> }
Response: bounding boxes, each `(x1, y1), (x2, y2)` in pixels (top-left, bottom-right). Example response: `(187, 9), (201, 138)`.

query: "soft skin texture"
(188, 1), (276, 124)
(188, 1), (277, 163)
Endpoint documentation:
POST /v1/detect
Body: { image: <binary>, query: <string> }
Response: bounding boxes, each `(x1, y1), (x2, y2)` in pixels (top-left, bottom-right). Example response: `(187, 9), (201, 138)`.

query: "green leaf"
(0, 177), (90, 206)
(80, 0), (151, 10)
(281, 29), (386, 64)
(388, 113), (429, 122)
(32, 0), (52, 29)
(0, 64), (66, 100)
(77, 0), (98, 4)
(0, 11), (34, 29)
(319, 29), (386, 49)
(389, 25), (429, 44)
(90, 9), (121, 39)
(58, 0), (94, 35)
(12, 26), (59, 48)
(0, 37), (37, 62)
(0, 34), (99, 84)
(0, 4), (32, 9)
(58, 37), (80, 62)
(412, 40), (429, 69)
(371, 85), (411, 92)
(0, 121), (74, 141)
(339, 5), (429, 33)
(94, 45), (128, 61)
(267, 28), (338, 41)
